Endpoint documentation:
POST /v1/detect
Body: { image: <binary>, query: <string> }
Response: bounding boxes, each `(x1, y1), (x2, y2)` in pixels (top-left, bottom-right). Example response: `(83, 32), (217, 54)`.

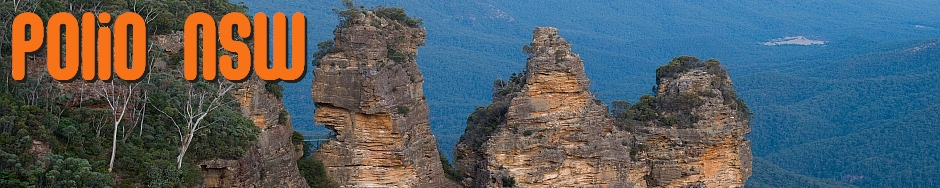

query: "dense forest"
(0, 0), (333, 187)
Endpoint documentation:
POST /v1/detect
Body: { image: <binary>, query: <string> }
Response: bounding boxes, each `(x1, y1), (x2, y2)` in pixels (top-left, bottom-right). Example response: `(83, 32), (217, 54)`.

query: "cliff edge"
(196, 76), (309, 187)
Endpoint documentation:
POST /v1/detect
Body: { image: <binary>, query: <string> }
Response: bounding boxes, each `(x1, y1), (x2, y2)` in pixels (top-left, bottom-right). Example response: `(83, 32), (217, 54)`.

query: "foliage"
(655, 56), (727, 82)
(617, 57), (746, 129)
(313, 40), (341, 67)
(396, 105), (410, 115)
(629, 144), (647, 161)
(291, 131), (303, 146)
(462, 102), (508, 148)
(332, 0), (422, 28)
(387, 47), (409, 63)
(0, 0), (261, 185)
(297, 156), (337, 188)
(0, 152), (114, 187)
(493, 71), (527, 99)
(501, 176), (516, 187)
(440, 151), (462, 182)
(333, 0), (363, 27)
(187, 104), (259, 161)
(613, 94), (657, 131)
(458, 71), (526, 153)
(747, 158), (855, 188)
(266, 82), (284, 99)
(372, 6), (422, 26)
(610, 100), (631, 114)
(280, 110), (290, 125)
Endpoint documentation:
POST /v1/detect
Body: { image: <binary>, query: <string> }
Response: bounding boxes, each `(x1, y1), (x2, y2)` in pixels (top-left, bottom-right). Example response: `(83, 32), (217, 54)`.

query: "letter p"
(12, 12), (44, 81)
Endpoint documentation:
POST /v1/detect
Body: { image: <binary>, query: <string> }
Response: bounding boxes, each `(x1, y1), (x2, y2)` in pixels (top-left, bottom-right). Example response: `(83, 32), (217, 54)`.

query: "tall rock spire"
(311, 8), (452, 187)
(456, 27), (647, 187)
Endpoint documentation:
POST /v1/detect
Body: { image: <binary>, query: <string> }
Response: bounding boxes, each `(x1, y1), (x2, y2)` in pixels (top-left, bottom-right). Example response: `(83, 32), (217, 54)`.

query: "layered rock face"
(311, 11), (452, 187)
(454, 27), (751, 188)
(455, 27), (647, 187)
(197, 76), (308, 187)
(641, 58), (752, 187)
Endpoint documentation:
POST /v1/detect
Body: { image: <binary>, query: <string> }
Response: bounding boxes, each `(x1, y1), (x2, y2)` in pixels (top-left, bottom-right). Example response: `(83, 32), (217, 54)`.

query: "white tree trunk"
(98, 82), (135, 173)
(108, 121), (118, 172)
(176, 133), (193, 169)
(162, 81), (234, 169)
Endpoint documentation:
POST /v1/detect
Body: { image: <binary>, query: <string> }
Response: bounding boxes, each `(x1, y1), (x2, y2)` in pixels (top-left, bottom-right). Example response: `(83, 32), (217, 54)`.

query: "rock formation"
(198, 76), (309, 187)
(310, 9), (453, 187)
(641, 56), (753, 187)
(454, 27), (752, 188)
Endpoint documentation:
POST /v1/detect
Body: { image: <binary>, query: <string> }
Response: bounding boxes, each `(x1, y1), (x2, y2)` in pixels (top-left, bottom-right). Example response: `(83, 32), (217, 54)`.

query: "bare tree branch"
(155, 79), (236, 169)
(93, 79), (140, 173)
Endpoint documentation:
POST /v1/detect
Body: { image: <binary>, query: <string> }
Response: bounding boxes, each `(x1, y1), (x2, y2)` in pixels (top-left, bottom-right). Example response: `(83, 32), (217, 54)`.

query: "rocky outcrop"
(197, 76), (308, 188)
(640, 56), (752, 187)
(455, 27), (647, 187)
(311, 9), (453, 187)
(454, 27), (751, 188)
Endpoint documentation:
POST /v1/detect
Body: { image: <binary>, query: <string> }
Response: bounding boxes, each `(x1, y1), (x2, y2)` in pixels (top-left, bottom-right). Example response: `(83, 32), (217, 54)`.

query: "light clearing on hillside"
(762, 36), (825, 46)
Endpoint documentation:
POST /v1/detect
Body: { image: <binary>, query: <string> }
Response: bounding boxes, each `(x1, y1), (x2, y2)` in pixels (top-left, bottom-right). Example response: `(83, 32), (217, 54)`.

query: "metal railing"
(302, 132), (336, 152)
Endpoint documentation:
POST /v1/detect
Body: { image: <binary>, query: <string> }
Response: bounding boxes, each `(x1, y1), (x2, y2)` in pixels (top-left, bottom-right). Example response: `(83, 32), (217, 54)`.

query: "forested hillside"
(239, 0), (940, 187)
(740, 40), (940, 187)
(0, 0), (278, 186)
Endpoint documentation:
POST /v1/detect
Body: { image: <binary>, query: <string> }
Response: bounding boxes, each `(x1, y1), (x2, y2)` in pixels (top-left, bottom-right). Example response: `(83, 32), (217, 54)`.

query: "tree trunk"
(108, 121), (118, 172)
(176, 144), (186, 169)
(177, 130), (195, 169)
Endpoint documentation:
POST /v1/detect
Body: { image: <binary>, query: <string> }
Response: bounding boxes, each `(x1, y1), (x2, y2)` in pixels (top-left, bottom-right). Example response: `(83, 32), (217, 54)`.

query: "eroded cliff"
(150, 30), (309, 188)
(310, 8), (452, 187)
(197, 76), (309, 188)
(454, 27), (752, 188)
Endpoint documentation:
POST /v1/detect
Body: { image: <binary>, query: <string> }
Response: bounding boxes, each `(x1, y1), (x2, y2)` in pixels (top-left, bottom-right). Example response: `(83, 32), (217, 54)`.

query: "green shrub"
(501, 176), (516, 187)
(522, 44), (536, 55)
(297, 156), (337, 188)
(656, 56), (700, 80)
(280, 110), (290, 125)
(190, 105), (260, 161)
(660, 115), (678, 126)
(617, 95), (658, 122)
(676, 92), (704, 109)
(396, 105), (410, 115)
(440, 151), (463, 182)
(610, 100), (632, 114)
(387, 47), (409, 63)
(372, 6), (422, 27)
(313, 40), (341, 67)
(291, 131), (304, 149)
(629, 144), (648, 161)
(265, 82), (284, 99)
